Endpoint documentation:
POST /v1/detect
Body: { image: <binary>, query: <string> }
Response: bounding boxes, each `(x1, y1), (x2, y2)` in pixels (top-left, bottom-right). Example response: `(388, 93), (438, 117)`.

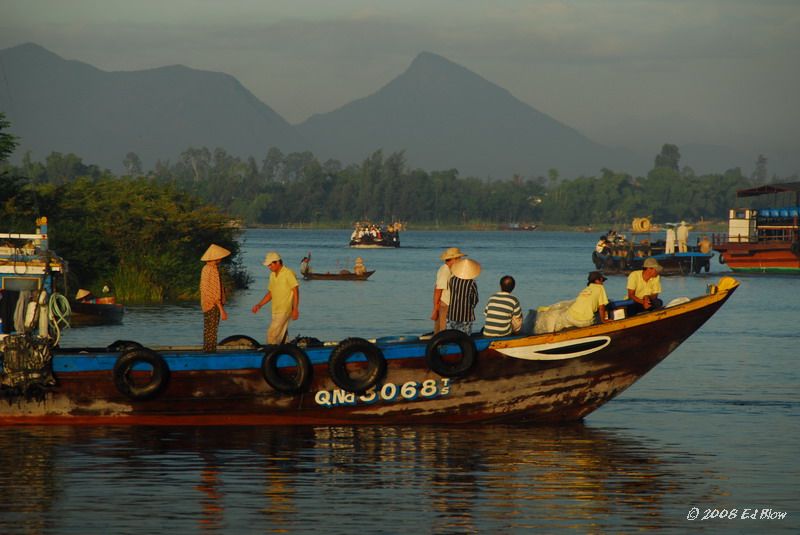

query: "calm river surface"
(1, 229), (797, 533)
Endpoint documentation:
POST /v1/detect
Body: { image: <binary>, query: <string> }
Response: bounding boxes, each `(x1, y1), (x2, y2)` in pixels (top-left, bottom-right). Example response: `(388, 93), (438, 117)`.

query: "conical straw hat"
(450, 258), (481, 280)
(75, 288), (92, 300)
(440, 247), (466, 261)
(201, 244), (231, 262)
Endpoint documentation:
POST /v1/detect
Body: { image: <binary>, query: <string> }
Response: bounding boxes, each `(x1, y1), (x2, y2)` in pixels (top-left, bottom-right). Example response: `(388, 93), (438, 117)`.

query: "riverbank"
(247, 220), (728, 233)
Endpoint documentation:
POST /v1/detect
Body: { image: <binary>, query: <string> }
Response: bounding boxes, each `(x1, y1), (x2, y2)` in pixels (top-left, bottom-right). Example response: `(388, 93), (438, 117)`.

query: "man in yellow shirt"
(252, 251), (300, 344)
(563, 271), (610, 328)
(626, 257), (663, 316)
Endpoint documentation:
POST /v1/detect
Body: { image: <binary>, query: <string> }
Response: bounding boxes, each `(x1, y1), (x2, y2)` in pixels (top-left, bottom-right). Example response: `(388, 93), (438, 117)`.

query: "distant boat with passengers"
(349, 221), (401, 248)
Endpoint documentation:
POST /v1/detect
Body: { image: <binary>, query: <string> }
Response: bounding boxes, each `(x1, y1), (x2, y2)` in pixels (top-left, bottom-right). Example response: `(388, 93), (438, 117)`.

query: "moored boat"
(0, 277), (739, 425)
(69, 299), (125, 326)
(0, 217), (66, 337)
(712, 182), (800, 274)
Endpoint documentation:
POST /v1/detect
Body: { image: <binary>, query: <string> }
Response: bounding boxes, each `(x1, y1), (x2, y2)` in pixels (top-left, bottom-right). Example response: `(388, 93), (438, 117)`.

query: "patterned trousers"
(447, 320), (473, 334)
(203, 308), (220, 352)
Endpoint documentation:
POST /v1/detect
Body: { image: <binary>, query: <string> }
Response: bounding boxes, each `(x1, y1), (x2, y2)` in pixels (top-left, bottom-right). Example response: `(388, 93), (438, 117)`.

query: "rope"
(48, 292), (71, 346)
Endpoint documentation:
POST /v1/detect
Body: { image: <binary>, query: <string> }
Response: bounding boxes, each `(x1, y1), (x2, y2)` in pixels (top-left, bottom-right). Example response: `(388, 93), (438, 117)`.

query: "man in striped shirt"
(483, 275), (523, 337)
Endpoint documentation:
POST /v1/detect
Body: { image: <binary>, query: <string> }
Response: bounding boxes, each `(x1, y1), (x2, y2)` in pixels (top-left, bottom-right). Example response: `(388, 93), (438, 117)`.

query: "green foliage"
(150, 147), (548, 226)
(654, 143), (681, 172)
(0, 173), (247, 304)
(0, 112), (19, 162)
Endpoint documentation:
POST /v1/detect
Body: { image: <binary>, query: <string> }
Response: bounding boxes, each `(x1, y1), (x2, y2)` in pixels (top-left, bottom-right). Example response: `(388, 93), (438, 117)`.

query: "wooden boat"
(593, 250), (714, 276)
(349, 222), (400, 248)
(69, 299), (125, 326)
(712, 182), (800, 274)
(593, 218), (713, 275)
(303, 270), (375, 281)
(0, 217), (65, 336)
(0, 277), (739, 425)
(499, 223), (537, 231)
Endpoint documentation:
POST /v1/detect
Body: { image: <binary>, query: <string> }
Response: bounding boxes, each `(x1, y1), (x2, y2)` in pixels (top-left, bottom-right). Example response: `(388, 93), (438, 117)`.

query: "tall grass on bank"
(112, 264), (165, 304)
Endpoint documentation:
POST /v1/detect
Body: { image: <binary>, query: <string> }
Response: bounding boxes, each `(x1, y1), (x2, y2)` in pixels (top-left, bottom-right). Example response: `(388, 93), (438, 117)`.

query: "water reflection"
(0, 425), (710, 532)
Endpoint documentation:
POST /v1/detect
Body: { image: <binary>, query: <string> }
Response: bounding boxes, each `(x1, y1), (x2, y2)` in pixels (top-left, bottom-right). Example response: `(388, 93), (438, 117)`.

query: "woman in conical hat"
(447, 258), (480, 334)
(200, 244), (231, 352)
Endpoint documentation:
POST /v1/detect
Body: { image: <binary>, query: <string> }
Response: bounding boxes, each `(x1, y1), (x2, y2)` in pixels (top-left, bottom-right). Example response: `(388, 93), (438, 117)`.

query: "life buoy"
(261, 344), (313, 394)
(113, 348), (169, 401)
(425, 329), (477, 378)
(219, 334), (261, 350)
(631, 217), (651, 233)
(328, 337), (386, 394)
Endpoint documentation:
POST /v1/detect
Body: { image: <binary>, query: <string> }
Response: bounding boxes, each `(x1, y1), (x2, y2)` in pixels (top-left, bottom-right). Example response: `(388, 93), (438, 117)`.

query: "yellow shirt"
(626, 270), (661, 299)
(566, 284), (608, 324)
(268, 266), (299, 315)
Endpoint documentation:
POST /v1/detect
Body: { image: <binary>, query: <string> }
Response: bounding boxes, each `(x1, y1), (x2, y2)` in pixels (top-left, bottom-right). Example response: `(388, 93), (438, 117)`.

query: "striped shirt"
(447, 276), (478, 323)
(483, 291), (522, 336)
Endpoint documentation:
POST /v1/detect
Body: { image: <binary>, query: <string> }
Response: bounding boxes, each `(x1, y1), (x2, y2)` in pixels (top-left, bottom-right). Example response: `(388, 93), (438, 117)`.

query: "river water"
(1, 229), (797, 533)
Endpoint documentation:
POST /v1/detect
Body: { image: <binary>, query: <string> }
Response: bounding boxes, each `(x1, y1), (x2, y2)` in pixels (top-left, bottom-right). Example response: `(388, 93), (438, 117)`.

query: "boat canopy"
(736, 182), (800, 199)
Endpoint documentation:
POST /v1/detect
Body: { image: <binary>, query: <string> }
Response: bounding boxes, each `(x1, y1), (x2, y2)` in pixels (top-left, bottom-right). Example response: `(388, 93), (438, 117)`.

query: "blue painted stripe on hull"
(53, 338), (495, 373)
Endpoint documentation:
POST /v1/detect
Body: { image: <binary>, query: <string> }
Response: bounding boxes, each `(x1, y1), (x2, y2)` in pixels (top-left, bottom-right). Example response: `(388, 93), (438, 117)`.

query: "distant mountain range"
(0, 43), (793, 178)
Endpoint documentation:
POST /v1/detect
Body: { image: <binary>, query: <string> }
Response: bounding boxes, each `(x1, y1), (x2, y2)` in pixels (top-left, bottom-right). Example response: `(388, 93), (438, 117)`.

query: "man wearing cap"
(200, 243), (231, 352)
(431, 247), (466, 333)
(626, 257), (663, 316)
(563, 271), (610, 329)
(447, 258), (480, 334)
(252, 251), (300, 345)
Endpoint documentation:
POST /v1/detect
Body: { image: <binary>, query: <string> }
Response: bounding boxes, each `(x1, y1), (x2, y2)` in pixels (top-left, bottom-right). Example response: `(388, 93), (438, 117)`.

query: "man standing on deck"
(252, 251), (300, 344)
(677, 221), (691, 253)
(200, 244), (230, 352)
(431, 247), (466, 333)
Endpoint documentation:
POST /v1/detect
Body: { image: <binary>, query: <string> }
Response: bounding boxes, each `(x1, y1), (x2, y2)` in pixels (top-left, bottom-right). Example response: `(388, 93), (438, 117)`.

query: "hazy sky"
(2, 0), (798, 153)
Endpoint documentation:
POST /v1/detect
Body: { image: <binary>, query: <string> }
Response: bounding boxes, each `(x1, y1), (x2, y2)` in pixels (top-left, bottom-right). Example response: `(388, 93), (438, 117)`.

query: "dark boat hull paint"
(0, 280), (738, 425)
(303, 270), (375, 281)
(69, 302), (125, 326)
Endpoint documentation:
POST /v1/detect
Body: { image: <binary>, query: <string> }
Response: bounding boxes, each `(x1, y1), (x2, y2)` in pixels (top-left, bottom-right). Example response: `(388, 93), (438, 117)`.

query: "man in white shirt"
(431, 247), (466, 333)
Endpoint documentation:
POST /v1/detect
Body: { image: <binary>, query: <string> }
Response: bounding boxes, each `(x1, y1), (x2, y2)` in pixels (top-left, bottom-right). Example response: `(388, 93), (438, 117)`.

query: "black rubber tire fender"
(261, 344), (313, 394)
(107, 340), (143, 352)
(425, 329), (478, 378)
(219, 334), (261, 350)
(113, 348), (170, 401)
(327, 337), (387, 394)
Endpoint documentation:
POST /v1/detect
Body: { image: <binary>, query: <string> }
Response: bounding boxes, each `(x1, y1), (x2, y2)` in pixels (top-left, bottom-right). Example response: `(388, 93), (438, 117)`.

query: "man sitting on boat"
(353, 257), (366, 276)
(75, 288), (96, 304)
(625, 257), (663, 316)
(562, 271), (611, 329)
(483, 275), (523, 337)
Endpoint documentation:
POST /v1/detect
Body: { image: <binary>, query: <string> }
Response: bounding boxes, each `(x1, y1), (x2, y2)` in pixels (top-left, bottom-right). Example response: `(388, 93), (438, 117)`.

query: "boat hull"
(593, 251), (713, 276)
(303, 270), (374, 281)
(0, 279), (738, 425)
(69, 302), (125, 326)
(714, 242), (800, 274)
